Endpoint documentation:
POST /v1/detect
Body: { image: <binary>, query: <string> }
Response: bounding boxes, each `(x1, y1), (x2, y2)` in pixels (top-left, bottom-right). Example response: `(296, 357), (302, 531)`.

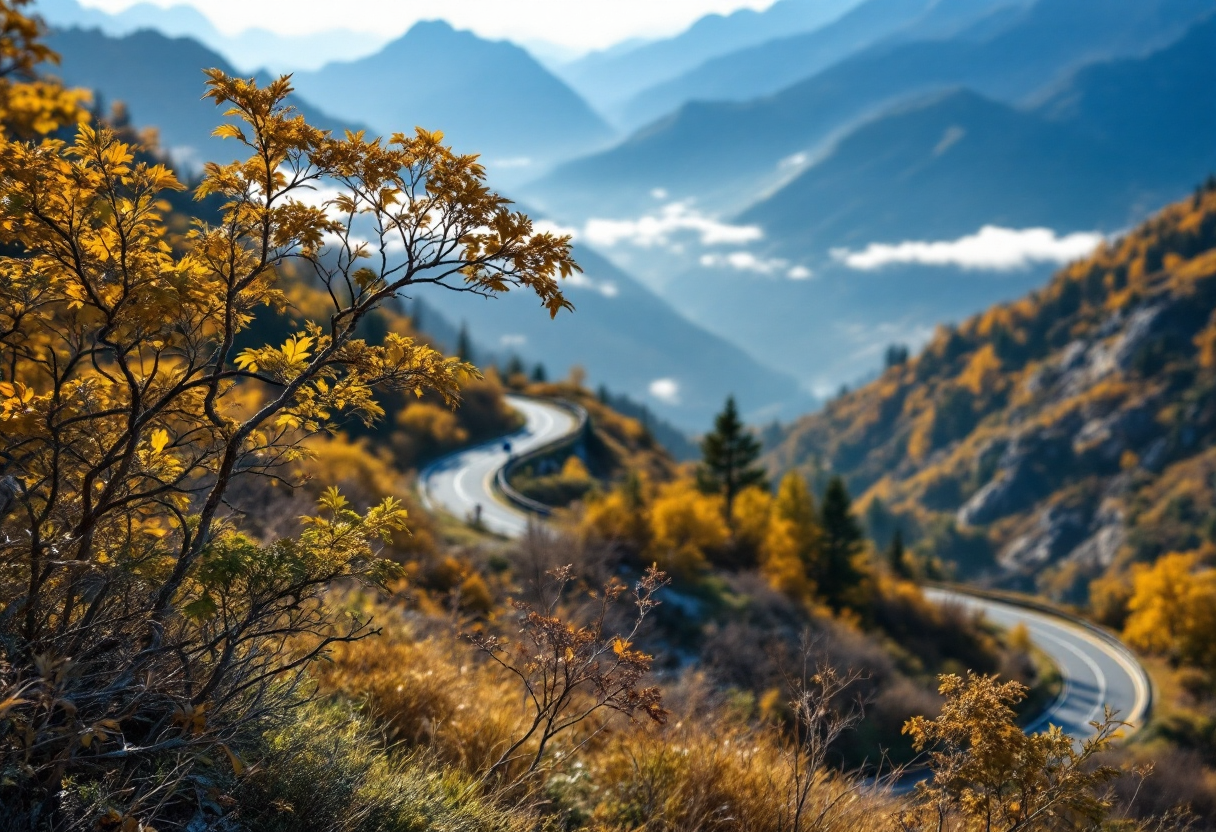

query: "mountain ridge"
(292, 20), (614, 187)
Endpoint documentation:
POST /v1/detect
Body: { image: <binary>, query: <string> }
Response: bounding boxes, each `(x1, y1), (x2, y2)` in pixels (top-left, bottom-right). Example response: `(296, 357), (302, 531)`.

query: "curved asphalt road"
(925, 588), (1149, 737)
(422, 396), (1151, 739)
(418, 394), (578, 537)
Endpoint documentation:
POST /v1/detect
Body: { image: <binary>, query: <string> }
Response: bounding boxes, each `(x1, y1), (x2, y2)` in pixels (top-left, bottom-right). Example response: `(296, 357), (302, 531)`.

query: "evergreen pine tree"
(697, 395), (767, 523)
(455, 322), (474, 364)
(531, 363), (547, 382)
(818, 475), (866, 610)
(506, 354), (525, 378)
(887, 527), (908, 579)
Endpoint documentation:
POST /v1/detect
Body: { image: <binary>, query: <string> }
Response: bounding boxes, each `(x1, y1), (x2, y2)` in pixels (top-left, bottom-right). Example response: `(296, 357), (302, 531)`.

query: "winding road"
(418, 395), (579, 537)
(420, 396), (1151, 738)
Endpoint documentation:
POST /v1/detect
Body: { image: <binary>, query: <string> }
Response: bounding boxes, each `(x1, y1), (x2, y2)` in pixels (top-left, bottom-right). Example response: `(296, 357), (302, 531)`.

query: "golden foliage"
(1123, 551), (1216, 670)
(902, 673), (1122, 832)
(0, 50), (577, 820)
(647, 478), (730, 576)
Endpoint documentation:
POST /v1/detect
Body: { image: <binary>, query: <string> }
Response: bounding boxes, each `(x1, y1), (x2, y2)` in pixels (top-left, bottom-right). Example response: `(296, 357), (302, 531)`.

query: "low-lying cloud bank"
(534, 203), (762, 249)
(831, 226), (1105, 271)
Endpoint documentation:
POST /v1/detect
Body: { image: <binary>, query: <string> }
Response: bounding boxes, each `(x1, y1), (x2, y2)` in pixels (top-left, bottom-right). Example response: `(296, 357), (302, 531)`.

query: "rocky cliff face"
(768, 180), (1216, 599)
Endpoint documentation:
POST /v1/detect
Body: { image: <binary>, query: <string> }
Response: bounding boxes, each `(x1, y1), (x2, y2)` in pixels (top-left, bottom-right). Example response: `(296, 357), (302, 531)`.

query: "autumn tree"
(0, 24), (577, 825)
(1122, 551), (1216, 673)
(900, 673), (1123, 832)
(0, 0), (87, 141)
(697, 395), (767, 525)
(762, 472), (821, 602)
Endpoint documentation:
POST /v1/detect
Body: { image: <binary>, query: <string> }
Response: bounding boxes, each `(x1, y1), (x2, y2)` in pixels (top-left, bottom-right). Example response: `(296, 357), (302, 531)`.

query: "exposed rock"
(998, 504), (1090, 571)
(1072, 402), (1158, 462)
(1060, 501), (1126, 571)
(1141, 437), (1170, 472)
(957, 426), (1075, 526)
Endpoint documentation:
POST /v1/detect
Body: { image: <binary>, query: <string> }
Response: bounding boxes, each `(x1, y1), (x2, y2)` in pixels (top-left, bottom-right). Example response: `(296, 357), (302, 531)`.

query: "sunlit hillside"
(769, 182), (1216, 599)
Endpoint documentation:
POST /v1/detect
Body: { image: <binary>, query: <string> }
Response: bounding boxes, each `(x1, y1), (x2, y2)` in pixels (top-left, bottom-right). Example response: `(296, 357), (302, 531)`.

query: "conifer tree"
(506, 354), (525, 377)
(887, 527), (908, 578)
(697, 395), (767, 523)
(532, 362), (548, 382)
(818, 476), (867, 610)
(456, 321), (475, 364)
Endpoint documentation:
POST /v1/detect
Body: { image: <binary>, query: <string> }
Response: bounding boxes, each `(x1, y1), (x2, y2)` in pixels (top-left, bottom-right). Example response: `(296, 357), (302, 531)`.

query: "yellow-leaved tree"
(901, 673), (1123, 832)
(1122, 551), (1216, 671)
(0, 6), (577, 822)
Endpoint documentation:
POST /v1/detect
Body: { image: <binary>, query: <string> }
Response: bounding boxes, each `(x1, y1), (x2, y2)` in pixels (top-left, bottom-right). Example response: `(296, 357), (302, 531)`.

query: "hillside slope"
(767, 183), (1216, 600)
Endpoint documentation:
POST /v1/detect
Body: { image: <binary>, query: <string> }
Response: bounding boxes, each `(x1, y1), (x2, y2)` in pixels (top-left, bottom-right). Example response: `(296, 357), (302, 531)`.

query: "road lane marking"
(1031, 626), (1107, 726)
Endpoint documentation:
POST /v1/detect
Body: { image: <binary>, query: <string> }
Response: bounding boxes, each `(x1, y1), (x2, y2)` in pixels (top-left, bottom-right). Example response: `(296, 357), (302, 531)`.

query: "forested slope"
(768, 182), (1216, 599)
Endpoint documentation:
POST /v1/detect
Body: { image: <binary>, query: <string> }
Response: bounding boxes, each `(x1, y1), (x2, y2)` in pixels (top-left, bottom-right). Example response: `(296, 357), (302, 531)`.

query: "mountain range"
(36, 0), (386, 71)
(525, 0), (1213, 221)
(518, 0), (1216, 395)
(291, 21), (615, 187)
(44, 27), (356, 170)
(30, 0), (1216, 430)
(557, 0), (862, 123)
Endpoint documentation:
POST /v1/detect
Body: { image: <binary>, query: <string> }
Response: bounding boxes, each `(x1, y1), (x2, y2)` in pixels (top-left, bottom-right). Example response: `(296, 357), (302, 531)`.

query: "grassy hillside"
(768, 181), (1216, 599)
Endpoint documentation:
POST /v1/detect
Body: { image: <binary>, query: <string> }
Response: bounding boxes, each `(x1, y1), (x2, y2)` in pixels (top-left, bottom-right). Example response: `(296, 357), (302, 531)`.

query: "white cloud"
(584, 202), (762, 249)
(650, 188), (669, 200)
(831, 226), (1105, 271)
(779, 152), (807, 170)
(499, 334), (527, 347)
(648, 378), (680, 405)
(566, 272), (620, 298)
(533, 219), (580, 239)
(488, 157), (534, 169)
(700, 251), (812, 280)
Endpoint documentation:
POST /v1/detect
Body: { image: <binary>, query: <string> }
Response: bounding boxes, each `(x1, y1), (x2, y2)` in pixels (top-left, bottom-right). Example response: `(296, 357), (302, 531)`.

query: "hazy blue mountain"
(557, 0), (862, 119)
(741, 12), (1216, 258)
(523, 0), (1213, 222)
(655, 14), (1216, 393)
(292, 21), (615, 186)
(36, 0), (386, 71)
(44, 27), (354, 171)
(417, 241), (814, 429)
(615, 0), (979, 129)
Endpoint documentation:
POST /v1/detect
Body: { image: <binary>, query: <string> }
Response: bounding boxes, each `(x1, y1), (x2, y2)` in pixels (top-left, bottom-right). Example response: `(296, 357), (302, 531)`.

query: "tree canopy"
(0, 10), (578, 818)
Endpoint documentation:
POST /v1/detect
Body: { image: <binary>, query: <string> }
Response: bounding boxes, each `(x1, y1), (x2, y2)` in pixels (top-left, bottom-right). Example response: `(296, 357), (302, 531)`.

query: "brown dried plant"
(466, 564), (669, 783)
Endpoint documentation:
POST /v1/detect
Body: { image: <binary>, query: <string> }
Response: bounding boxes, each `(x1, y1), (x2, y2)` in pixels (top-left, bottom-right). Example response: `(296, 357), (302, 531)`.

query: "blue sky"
(76, 0), (779, 51)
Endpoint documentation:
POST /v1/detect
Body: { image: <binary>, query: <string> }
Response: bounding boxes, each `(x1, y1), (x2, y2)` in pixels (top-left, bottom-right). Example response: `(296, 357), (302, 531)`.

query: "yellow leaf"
(234, 350), (259, 372)
(149, 428), (169, 455)
(220, 742), (245, 776)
